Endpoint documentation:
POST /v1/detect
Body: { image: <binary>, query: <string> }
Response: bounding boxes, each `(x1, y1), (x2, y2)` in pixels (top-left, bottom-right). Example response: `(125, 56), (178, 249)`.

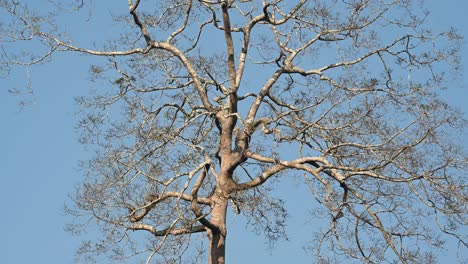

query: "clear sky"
(0, 1), (466, 263)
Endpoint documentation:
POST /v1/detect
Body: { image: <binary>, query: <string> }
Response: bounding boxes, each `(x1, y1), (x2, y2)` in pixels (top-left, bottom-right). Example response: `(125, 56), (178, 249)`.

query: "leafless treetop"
(1, 0), (466, 263)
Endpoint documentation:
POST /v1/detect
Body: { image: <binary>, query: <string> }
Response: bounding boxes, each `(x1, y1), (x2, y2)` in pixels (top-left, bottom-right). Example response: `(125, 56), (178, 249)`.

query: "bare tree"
(1, 0), (466, 263)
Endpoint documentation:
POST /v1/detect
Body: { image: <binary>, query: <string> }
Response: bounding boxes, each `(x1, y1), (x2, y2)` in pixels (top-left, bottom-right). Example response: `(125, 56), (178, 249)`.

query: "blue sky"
(1, 1), (466, 263)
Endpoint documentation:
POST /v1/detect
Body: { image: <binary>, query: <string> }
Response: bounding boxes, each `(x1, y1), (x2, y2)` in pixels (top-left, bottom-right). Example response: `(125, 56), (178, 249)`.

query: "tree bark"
(208, 194), (228, 264)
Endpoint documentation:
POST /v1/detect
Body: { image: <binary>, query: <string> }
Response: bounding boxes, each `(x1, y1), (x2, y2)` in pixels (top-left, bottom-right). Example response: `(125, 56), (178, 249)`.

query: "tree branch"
(130, 223), (206, 236)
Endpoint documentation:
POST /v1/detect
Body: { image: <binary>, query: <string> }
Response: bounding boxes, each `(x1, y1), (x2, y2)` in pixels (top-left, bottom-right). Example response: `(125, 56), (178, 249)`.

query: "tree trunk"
(208, 195), (228, 264)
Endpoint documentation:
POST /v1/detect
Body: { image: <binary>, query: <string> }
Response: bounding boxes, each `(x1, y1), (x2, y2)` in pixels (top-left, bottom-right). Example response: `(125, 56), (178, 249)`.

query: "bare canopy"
(1, 0), (466, 263)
